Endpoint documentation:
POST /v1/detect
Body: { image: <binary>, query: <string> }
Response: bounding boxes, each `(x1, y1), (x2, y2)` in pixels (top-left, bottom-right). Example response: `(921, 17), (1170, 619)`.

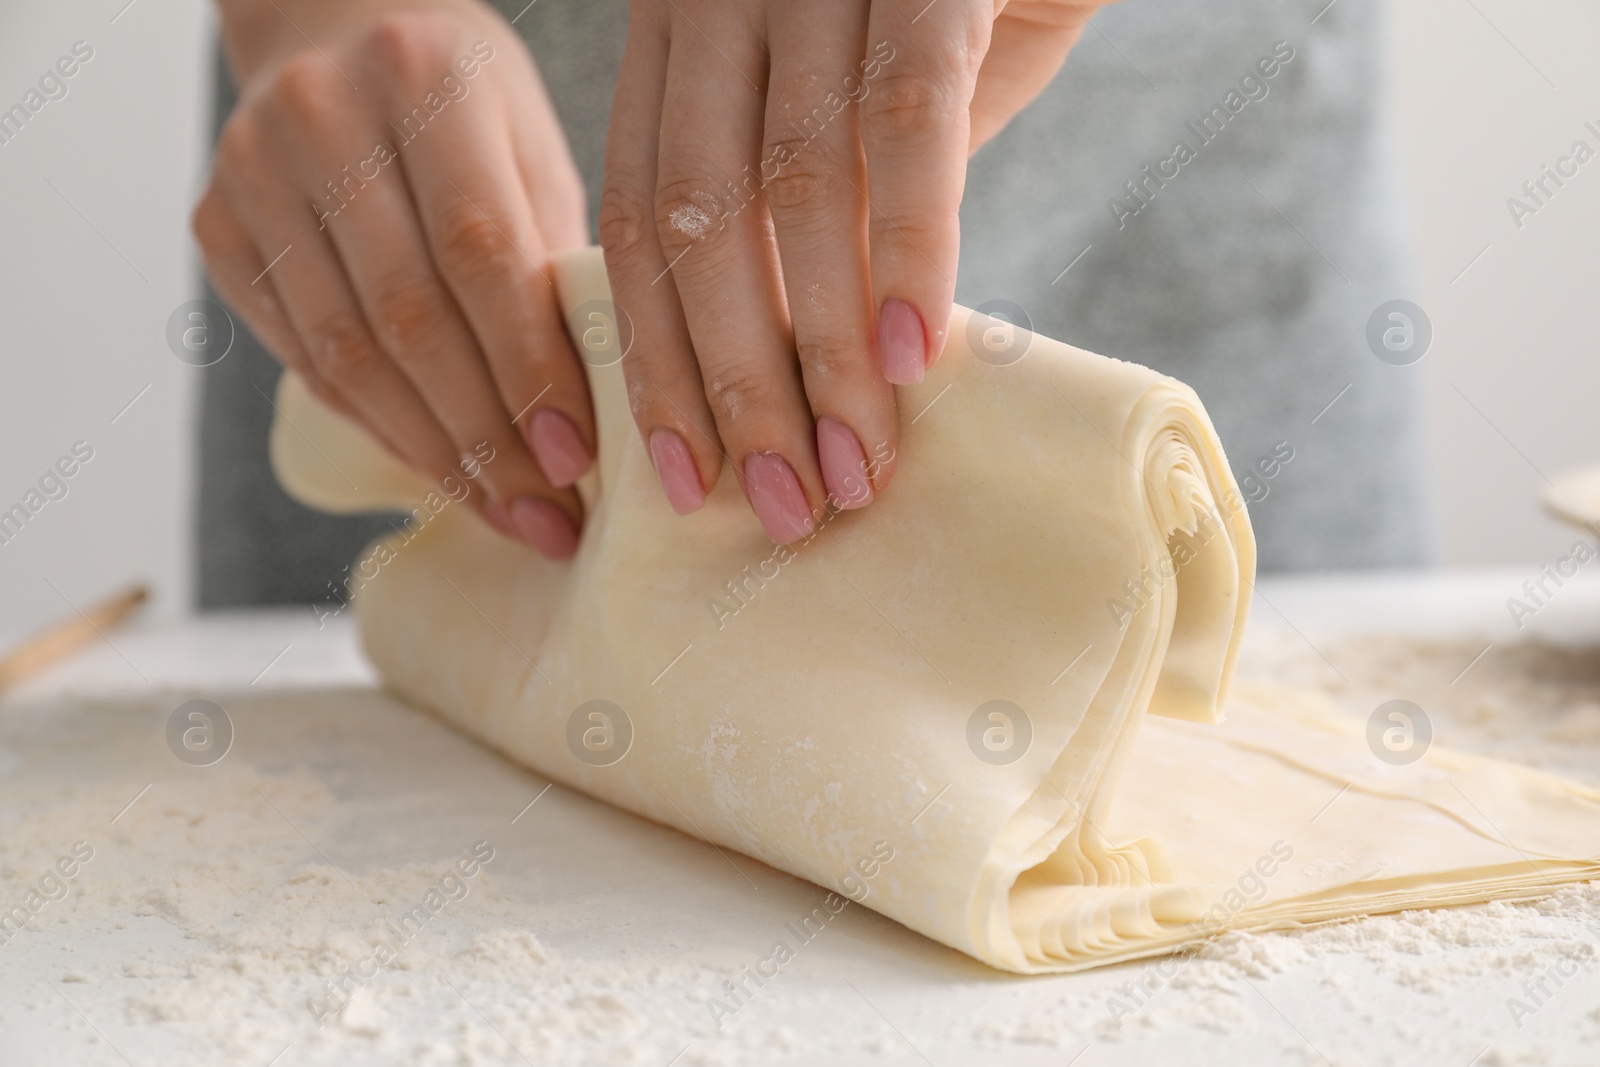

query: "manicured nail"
(508, 496), (579, 560)
(744, 452), (815, 543)
(816, 417), (873, 510)
(649, 429), (706, 515)
(481, 498), (518, 540)
(528, 409), (592, 488)
(878, 298), (926, 385)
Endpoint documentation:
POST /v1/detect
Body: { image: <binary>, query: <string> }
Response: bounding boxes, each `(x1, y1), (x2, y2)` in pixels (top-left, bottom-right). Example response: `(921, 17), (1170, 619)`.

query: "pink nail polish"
(649, 429), (706, 515)
(508, 496), (579, 560)
(528, 409), (592, 488)
(816, 417), (874, 510)
(878, 298), (926, 385)
(743, 452), (815, 544)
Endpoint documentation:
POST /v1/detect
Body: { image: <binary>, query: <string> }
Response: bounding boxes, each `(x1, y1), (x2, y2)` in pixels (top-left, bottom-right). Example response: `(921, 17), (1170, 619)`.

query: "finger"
(969, 6), (1090, 149)
(861, 2), (989, 384)
(764, 1), (896, 510)
(265, 86), (583, 560)
(212, 109), (516, 542)
(192, 181), (342, 414)
(399, 83), (596, 492)
(198, 194), (393, 456)
(498, 41), (591, 255)
(209, 116), (458, 477)
(320, 173), (582, 557)
(599, 4), (721, 516)
(654, 10), (827, 544)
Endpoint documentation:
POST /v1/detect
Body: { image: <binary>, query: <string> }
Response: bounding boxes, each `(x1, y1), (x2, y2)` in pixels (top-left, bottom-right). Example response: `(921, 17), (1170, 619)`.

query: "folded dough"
(272, 248), (1600, 973)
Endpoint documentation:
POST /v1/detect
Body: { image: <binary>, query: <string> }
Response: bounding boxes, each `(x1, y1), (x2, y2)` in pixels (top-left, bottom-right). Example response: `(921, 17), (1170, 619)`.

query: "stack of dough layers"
(273, 248), (1600, 974)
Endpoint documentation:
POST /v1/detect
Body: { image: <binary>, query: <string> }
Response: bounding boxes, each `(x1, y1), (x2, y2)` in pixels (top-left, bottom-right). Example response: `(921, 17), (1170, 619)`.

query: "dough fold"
(271, 248), (1600, 973)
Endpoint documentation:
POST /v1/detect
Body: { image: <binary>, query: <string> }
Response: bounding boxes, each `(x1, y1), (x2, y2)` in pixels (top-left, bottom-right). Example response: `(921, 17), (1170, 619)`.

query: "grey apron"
(196, 0), (1431, 608)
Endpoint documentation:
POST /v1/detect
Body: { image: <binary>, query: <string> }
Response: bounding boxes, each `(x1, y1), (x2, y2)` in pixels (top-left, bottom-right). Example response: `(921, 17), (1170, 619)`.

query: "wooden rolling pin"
(0, 584), (149, 691)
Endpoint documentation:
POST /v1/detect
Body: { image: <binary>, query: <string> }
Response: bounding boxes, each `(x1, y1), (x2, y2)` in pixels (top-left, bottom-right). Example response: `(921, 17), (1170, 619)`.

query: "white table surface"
(2, 568), (1598, 1067)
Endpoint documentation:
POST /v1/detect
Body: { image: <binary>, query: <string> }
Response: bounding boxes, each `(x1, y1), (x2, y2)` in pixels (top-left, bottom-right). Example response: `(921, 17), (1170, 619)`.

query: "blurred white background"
(0, 0), (1597, 645)
(0, 0), (209, 645)
(1388, 0), (1600, 563)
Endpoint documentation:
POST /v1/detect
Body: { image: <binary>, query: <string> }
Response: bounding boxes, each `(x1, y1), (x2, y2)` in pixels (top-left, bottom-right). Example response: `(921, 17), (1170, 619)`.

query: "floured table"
(2, 569), (1598, 1066)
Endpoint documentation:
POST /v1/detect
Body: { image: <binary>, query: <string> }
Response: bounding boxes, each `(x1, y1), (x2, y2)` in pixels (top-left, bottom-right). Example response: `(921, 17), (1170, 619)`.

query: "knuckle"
(369, 273), (450, 350)
(597, 183), (653, 261)
(654, 176), (727, 250)
(869, 206), (954, 254)
(214, 111), (263, 174)
(796, 340), (861, 384)
(626, 376), (654, 424)
(760, 140), (837, 214)
(622, 365), (682, 428)
(490, 425), (528, 457)
(622, 365), (680, 429)
(361, 11), (458, 79)
(431, 200), (517, 281)
(861, 72), (957, 141)
(868, 160), (959, 240)
(478, 451), (552, 499)
(465, 424), (524, 466)
(702, 367), (776, 426)
(270, 50), (338, 122)
(189, 189), (224, 255)
(310, 315), (385, 386)
(301, 373), (347, 414)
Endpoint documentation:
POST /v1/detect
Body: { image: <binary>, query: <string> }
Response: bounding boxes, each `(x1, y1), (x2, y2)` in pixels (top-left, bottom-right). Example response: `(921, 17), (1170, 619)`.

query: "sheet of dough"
(1545, 460), (1600, 531)
(271, 248), (1600, 973)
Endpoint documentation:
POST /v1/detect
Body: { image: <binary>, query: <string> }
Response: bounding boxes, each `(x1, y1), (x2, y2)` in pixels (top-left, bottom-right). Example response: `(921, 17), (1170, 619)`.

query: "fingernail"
(528, 409), (592, 488)
(649, 429), (706, 515)
(481, 498), (518, 540)
(744, 452), (815, 543)
(878, 298), (926, 385)
(816, 417), (874, 510)
(508, 496), (579, 560)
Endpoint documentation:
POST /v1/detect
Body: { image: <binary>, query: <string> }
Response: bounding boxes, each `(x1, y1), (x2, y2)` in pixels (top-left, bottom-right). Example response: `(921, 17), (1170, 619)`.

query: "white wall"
(1391, 0), (1600, 567)
(0, 0), (209, 646)
(0, 0), (1595, 646)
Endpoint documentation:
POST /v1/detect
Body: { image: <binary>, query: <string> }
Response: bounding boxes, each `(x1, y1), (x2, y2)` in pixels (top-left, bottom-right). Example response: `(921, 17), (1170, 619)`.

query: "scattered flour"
(0, 696), (906, 1065)
(1235, 630), (1600, 783)
(0, 765), (723, 1063)
(2, 632), (1597, 1063)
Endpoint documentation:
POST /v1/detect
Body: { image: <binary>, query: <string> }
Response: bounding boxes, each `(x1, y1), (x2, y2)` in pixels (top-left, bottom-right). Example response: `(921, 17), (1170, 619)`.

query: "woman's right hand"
(194, 0), (593, 558)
